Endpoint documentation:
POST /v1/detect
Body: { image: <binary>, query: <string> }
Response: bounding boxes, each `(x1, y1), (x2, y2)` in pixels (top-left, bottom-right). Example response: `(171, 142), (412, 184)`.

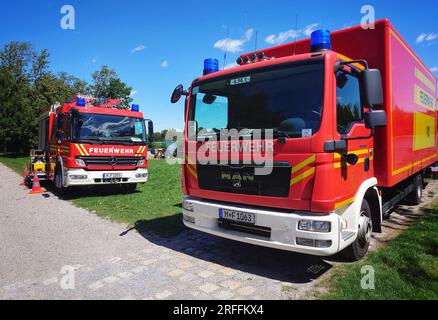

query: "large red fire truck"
(31, 95), (154, 193)
(171, 19), (437, 260)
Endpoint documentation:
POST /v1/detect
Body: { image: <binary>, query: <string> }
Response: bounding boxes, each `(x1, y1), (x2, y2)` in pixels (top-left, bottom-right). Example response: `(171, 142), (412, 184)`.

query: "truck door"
(333, 68), (374, 208)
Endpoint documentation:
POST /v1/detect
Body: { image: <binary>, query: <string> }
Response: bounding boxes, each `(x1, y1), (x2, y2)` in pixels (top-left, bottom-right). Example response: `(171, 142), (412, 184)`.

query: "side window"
(336, 71), (362, 134)
(64, 116), (71, 140)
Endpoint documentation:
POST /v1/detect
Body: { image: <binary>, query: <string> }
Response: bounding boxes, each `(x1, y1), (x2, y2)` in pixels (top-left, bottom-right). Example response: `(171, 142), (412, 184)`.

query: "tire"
(54, 166), (66, 196)
(405, 174), (422, 205)
(342, 199), (373, 261)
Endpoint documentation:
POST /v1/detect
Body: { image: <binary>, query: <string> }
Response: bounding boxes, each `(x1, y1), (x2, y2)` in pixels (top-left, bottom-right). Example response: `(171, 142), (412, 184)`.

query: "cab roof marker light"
(76, 98), (86, 107)
(203, 58), (219, 75)
(131, 104), (139, 112)
(310, 29), (332, 53)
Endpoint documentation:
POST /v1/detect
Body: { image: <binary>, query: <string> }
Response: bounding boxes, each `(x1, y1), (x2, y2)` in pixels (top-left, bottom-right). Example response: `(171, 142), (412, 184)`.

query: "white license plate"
(103, 173), (122, 179)
(219, 209), (256, 225)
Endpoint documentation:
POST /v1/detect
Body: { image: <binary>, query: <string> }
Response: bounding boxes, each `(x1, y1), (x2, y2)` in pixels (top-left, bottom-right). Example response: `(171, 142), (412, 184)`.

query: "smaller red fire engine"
(29, 95), (154, 193)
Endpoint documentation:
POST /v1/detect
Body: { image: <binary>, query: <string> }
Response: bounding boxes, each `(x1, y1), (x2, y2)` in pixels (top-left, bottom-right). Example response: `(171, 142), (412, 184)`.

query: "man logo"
(109, 157), (118, 166)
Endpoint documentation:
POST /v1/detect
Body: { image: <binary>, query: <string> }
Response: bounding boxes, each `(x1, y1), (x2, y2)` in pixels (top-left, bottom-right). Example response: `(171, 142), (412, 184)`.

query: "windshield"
(189, 59), (325, 139)
(72, 113), (146, 144)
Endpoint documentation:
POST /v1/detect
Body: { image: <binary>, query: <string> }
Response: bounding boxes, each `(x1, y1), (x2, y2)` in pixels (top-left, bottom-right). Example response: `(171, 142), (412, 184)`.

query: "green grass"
(0, 154), (28, 174)
(0, 155), (184, 237)
(321, 207), (438, 300)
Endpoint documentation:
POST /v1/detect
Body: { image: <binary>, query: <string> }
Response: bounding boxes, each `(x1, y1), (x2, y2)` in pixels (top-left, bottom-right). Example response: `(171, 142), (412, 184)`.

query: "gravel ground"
(0, 162), (436, 300)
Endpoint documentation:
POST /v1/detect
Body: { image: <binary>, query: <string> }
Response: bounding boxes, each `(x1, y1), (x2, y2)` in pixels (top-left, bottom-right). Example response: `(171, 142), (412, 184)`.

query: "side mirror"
(147, 120), (154, 144)
(364, 110), (387, 129)
(171, 84), (188, 104)
(361, 69), (383, 107)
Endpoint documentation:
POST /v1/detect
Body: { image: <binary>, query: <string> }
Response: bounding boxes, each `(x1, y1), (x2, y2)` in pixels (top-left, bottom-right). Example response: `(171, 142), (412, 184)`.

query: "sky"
(1, 0), (437, 131)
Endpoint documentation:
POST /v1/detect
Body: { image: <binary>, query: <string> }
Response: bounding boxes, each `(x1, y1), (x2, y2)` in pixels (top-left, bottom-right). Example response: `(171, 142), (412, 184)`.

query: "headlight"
(182, 201), (194, 212)
(75, 158), (86, 167)
(137, 159), (145, 166)
(298, 220), (331, 233)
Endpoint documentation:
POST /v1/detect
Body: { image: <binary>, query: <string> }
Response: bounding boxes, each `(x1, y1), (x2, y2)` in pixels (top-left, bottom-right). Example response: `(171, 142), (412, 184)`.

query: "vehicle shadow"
(132, 214), (346, 284)
(41, 182), (140, 200)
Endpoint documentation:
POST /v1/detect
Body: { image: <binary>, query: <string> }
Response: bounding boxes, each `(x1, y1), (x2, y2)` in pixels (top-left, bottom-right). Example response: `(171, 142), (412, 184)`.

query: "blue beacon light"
(76, 98), (86, 107)
(131, 104), (140, 112)
(203, 58), (219, 75)
(310, 30), (332, 53)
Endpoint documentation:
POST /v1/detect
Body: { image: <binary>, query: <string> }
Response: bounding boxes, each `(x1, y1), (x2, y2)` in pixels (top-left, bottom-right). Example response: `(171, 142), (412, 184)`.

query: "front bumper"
(182, 196), (343, 256)
(64, 168), (148, 187)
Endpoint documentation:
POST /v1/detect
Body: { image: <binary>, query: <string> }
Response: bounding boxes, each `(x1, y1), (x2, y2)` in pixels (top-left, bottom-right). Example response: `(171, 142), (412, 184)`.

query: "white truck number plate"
(103, 173), (122, 179)
(219, 209), (256, 225)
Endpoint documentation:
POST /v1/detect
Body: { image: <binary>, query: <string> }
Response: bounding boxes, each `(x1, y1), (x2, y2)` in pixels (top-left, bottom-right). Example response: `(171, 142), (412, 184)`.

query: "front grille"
(196, 162), (291, 198)
(79, 156), (141, 167)
(218, 219), (271, 238)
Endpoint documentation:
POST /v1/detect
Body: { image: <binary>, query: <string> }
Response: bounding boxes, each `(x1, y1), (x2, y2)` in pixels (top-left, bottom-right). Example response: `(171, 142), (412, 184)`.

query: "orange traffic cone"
(29, 171), (45, 194)
(20, 164), (29, 186)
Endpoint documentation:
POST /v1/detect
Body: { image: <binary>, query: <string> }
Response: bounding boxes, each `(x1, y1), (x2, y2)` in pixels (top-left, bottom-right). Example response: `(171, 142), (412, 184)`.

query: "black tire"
(54, 166), (66, 196)
(405, 174), (422, 205)
(342, 199), (373, 261)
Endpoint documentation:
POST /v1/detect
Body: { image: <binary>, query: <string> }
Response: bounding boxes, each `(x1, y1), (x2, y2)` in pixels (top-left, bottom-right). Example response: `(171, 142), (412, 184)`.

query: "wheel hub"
(357, 212), (372, 247)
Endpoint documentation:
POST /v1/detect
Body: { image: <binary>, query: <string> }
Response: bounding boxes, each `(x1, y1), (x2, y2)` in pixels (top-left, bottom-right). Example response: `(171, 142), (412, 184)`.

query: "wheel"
(342, 199), (373, 261)
(55, 166), (66, 196)
(123, 183), (137, 193)
(405, 174), (422, 205)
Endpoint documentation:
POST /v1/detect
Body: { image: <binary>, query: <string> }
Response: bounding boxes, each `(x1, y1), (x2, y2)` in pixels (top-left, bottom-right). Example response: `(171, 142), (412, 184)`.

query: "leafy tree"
(90, 65), (132, 107)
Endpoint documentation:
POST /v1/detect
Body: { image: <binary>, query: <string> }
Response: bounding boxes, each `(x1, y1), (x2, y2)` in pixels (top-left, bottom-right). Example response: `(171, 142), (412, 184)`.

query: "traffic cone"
(20, 164), (29, 186)
(29, 171), (45, 194)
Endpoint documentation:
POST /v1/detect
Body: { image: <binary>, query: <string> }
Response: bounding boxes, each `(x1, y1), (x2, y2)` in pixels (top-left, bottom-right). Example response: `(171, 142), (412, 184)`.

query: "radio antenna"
(223, 27), (229, 70)
(293, 14), (299, 56)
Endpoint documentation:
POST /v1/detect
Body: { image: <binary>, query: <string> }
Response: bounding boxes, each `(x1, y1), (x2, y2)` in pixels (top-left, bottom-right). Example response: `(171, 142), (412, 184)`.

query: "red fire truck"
(31, 95), (154, 193)
(171, 19), (437, 260)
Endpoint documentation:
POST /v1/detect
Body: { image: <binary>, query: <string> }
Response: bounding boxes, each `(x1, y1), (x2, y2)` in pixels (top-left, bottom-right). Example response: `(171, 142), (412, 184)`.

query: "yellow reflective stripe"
(76, 144), (85, 156)
(135, 146), (145, 156)
(187, 165), (198, 179)
(81, 144), (89, 156)
(334, 149), (369, 159)
(393, 154), (438, 176)
(335, 196), (356, 210)
(334, 156), (374, 168)
(290, 167), (315, 186)
(292, 155), (316, 174)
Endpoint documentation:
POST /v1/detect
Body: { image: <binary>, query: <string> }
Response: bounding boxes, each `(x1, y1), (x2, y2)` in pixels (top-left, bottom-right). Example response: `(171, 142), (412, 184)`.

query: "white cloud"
(214, 28), (254, 53)
(91, 56), (98, 64)
(430, 66), (438, 73)
(265, 23), (319, 45)
(416, 33), (438, 44)
(131, 45), (146, 53)
(130, 90), (138, 97)
(160, 60), (169, 68)
(224, 62), (238, 70)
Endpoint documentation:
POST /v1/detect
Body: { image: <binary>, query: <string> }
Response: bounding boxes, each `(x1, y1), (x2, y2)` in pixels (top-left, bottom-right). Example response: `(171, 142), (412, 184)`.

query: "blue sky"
(1, 0), (437, 131)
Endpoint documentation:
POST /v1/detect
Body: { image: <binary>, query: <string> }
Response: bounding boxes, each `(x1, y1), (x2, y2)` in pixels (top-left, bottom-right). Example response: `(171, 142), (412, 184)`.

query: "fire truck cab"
(172, 20), (437, 261)
(35, 95), (154, 193)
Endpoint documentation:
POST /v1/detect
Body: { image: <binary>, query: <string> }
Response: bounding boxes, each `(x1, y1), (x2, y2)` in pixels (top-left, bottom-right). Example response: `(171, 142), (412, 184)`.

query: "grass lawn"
(321, 207), (438, 300)
(0, 155), (184, 237)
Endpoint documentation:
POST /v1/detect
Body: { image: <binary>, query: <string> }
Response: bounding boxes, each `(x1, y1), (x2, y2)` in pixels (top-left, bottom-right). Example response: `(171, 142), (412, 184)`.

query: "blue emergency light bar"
(131, 104), (140, 112)
(203, 58), (219, 75)
(310, 29), (332, 52)
(76, 98), (86, 107)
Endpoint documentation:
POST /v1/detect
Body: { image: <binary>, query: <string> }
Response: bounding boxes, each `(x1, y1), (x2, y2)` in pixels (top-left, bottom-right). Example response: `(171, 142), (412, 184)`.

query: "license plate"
(219, 208), (256, 225)
(103, 173), (122, 179)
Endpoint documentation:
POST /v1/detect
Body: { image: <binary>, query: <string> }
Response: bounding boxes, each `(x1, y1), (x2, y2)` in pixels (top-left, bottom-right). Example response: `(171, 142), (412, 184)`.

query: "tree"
(90, 65), (132, 107)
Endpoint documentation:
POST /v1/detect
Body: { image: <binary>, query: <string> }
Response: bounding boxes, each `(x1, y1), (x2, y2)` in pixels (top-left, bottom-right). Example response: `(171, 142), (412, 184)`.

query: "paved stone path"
(1, 162), (436, 300)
